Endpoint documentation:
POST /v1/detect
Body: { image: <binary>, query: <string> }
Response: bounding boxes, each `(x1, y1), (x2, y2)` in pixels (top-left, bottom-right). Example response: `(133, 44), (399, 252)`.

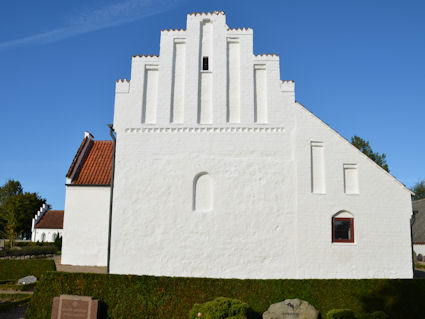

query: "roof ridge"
(66, 137), (88, 178)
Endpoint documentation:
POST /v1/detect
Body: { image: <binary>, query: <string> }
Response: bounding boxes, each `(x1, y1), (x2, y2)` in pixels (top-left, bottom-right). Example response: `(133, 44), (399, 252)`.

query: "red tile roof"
(71, 140), (113, 185)
(35, 210), (64, 229)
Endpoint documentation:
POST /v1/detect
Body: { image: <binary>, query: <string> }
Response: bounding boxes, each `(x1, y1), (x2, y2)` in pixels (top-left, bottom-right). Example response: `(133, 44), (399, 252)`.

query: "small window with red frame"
(332, 217), (354, 243)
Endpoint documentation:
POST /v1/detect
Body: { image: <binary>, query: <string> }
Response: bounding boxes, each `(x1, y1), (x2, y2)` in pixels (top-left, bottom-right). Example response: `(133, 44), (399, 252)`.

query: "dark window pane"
(203, 57), (209, 70)
(334, 220), (351, 240)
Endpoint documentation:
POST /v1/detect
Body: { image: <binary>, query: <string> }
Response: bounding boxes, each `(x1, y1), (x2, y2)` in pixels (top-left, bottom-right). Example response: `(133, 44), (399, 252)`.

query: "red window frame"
(332, 217), (354, 243)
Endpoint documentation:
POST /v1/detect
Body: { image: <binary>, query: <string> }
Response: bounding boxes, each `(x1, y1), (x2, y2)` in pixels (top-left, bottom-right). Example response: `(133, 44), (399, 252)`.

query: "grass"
(0, 259), (56, 281)
(0, 293), (32, 313)
(0, 282), (36, 291)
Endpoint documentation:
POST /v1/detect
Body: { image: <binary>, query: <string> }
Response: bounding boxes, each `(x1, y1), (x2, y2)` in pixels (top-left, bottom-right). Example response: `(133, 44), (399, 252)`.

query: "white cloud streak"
(0, 0), (183, 51)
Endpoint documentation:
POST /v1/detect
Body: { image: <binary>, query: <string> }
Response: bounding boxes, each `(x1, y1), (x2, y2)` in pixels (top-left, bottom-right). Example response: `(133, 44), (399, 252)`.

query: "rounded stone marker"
(263, 298), (319, 319)
(17, 275), (37, 285)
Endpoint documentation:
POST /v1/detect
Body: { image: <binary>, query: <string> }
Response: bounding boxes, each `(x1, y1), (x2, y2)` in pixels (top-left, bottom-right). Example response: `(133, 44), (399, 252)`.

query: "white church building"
(62, 12), (413, 279)
(31, 204), (64, 242)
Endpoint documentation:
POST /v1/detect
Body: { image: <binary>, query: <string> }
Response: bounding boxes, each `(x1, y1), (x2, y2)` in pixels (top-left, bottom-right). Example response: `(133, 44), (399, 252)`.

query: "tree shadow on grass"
(359, 279), (425, 319)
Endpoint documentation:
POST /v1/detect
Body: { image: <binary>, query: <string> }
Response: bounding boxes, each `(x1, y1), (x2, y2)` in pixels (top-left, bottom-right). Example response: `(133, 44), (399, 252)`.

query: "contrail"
(0, 0), (185, 51)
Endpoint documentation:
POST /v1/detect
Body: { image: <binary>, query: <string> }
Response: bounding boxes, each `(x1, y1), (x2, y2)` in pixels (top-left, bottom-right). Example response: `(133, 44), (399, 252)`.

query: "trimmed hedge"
(327, 309), (356, 319)
(327, 309), (389, 319)
(25, 272), (425, 319)
(0, 245), (57, 257)
(14, 241), (53, 247)
(0, 259), (56, 281)
(357, 312), (389, 319)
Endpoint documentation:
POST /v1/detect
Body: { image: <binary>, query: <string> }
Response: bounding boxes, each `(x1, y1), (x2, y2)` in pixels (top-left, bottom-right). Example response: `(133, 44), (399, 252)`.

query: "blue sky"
(0, 0), (424, 209)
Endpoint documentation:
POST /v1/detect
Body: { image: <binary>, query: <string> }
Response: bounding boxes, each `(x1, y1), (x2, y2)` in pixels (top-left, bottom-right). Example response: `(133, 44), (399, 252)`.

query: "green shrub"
(0, 259), (56, 281)
(189, 297), (249, 319)
(54, 235), (62, 251)
(0, 245), (57, 257)
(25, 273), (425, 319)
(327, 309), (356, 319)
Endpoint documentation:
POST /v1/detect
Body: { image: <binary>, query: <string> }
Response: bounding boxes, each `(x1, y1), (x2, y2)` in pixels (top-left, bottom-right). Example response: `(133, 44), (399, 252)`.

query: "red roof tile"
(35, 210), (64, 229)
(72, 141), (113, 185)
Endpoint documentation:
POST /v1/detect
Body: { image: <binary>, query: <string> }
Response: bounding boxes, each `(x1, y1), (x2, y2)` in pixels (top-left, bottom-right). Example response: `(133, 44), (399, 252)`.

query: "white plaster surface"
(105, 12), (412, 279)
(344, 164), (359, 194)
(61, 186), (110, 266)
(32, 228), (63, 242)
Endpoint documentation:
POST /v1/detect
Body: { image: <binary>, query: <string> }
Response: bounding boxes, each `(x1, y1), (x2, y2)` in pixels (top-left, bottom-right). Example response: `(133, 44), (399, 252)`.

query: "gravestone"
(51, 295), (98, 319)
(263, 298), (319, 319)
(17, 275), (37, 285)
(0, 239), (4, 250)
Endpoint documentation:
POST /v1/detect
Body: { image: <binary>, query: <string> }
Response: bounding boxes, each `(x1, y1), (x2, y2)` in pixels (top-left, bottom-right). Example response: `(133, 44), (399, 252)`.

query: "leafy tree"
(3, 201), (18, 248)
(350, 135), (389, 172)
(0, 179), (23, 204)
(411, 180), (425, 201)
(15, 193), (46, 239)
(0, 179), (48, 242)
(0, 180), (22, 238)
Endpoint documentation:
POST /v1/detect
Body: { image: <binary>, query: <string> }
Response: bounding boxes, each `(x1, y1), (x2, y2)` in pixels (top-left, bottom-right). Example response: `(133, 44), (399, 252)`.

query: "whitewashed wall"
(293, 102), (413, 278)
(61, 186), (110, 266)
(32, 228), (63, 242)
(108, 12), (413, 279)
(110, 129), (298, 278)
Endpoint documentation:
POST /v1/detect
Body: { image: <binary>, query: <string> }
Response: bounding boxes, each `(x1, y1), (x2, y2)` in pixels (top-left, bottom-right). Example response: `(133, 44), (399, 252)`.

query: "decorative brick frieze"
(124, 126), (285, 133)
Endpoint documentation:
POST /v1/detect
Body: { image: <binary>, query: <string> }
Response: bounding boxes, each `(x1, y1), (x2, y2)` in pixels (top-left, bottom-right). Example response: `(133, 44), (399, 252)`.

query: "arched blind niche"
(193, 172), (213, 212)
